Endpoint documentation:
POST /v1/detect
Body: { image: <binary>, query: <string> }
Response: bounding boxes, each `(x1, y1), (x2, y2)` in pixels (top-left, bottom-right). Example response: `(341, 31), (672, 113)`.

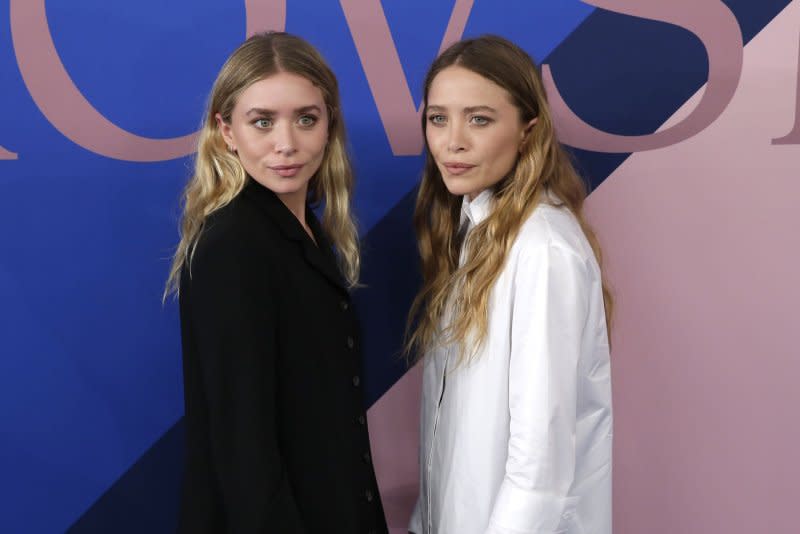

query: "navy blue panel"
(356, 187), (421, 407)
(66, 421), (184, 534)
(547, 0), (794, 185)
(726, 0), (795, 41)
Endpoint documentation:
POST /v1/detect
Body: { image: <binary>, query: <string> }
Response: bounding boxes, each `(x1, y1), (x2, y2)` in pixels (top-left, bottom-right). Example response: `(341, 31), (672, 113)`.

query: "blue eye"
(298, 115), (317, 127)
(428, 114), (446, 126)
(470, 116), (491, 126)
(253, 118), (273, 129)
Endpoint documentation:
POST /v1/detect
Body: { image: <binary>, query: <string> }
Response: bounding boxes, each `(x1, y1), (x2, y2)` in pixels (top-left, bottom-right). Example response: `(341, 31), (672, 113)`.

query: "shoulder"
(510, 201), (599, 280)
(188, 196), (278, 281)
(517, 202), (590, 254)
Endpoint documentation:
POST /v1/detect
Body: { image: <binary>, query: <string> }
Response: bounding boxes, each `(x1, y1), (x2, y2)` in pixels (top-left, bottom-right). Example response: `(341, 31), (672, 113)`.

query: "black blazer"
(177, 179), (388, 534)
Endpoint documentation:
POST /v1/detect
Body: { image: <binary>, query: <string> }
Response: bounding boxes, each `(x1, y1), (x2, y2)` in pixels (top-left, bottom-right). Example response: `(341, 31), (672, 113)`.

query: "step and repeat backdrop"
(1, 1), (798, 533)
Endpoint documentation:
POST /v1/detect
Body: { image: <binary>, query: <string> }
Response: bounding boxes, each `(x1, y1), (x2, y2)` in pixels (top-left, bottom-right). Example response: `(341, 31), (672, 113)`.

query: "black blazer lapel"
(243, 179), (347, 291)
(305, 210), (347, 291)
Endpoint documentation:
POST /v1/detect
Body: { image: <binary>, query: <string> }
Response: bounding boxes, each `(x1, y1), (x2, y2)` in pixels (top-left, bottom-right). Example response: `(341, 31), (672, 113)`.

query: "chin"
(272, 181), (309, 195)
(442, 178), (479, 198)
(257, 175), (312, 196)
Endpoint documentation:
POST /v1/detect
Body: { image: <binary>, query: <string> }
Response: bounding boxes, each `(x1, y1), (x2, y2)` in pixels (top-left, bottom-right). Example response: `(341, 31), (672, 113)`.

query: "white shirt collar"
(459, 189), (494, 229)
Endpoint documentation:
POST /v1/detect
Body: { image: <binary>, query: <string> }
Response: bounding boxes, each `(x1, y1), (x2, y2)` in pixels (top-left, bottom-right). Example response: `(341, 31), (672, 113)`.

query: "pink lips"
(443, 162), (476, 176)
(270, 164), (304, 178)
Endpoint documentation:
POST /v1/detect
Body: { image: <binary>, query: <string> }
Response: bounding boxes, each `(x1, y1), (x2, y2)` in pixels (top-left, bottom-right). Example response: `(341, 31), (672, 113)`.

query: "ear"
(519, 117), (539, 148)
(215, 112), (235, 150)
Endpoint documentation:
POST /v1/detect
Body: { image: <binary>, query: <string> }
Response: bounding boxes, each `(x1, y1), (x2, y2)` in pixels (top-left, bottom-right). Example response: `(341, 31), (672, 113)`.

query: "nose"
(446, 123), (467, 153)
(273, 122), (297, 156)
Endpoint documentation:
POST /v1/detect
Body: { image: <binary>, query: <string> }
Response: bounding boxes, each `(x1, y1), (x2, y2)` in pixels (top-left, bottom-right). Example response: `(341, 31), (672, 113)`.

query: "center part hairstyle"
(407, 35), (613, 363)
(165, 32), (360, 296)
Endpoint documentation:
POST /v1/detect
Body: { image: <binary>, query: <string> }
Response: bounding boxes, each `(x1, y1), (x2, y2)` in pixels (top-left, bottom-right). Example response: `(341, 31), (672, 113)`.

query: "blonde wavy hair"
(165, 32), (360, 298)
(406, 35), (613, 363)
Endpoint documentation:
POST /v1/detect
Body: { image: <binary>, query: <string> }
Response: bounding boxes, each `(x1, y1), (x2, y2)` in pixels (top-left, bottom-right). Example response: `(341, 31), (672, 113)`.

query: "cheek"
(309, 132), (329, 158)
(425, 129), (444, 156)
(306, 121), (330, 154)
(230, 125), (258, 150)
(488, 133), (521, 166)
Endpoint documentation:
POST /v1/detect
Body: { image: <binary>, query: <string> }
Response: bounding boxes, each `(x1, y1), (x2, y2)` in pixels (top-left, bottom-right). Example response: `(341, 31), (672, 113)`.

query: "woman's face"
(218, 71), (329, 205)
(425, 65), (535, 200)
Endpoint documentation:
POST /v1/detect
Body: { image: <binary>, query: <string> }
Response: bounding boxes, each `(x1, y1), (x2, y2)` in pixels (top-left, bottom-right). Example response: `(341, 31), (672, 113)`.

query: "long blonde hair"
(165, 32), (360, 297)
(406, 35), (613, 363)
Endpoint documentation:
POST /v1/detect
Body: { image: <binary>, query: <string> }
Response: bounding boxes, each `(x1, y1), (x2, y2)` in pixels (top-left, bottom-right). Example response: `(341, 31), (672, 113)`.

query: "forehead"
(427, 65), (514, 110)
(234, 71), (325, 112)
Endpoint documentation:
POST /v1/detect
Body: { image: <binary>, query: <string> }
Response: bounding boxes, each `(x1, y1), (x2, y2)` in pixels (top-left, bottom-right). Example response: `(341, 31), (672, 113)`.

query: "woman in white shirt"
(406, 35), (613, 534)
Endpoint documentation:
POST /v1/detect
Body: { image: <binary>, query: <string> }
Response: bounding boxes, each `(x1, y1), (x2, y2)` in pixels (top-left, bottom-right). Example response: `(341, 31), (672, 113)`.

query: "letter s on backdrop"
(543, 0), (744, 153)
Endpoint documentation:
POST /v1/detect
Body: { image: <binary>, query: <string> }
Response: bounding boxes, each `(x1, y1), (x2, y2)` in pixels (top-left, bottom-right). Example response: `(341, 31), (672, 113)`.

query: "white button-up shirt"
(409, 190), (613, 534)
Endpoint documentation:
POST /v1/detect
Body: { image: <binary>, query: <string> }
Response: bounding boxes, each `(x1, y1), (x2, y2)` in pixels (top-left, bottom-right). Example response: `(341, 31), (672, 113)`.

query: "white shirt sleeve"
(486, 242), (589, 534)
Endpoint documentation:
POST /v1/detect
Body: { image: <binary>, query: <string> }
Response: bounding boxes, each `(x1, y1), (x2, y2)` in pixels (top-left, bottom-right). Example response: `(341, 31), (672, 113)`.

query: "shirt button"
(356, 414), (366, 425)
(352, 375), (361, 387)
(346, 336), (354, 349)
(365, 489), (374, 502)
(340, 300), (349, 311)
(362, 452), (371, 464)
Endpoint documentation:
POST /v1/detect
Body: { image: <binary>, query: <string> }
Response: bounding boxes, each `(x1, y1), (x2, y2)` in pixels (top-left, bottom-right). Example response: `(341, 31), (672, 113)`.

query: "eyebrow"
(426, 105), (498, 114)
(245, 105), (323, 116)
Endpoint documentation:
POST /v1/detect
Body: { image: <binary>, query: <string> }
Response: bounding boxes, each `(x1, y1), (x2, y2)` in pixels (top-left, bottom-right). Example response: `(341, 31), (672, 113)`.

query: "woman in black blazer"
(165, 32), (388, 534)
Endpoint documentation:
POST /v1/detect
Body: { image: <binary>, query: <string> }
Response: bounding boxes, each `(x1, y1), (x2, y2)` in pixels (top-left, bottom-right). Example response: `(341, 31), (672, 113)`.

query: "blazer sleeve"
(184, 238), (305, 533)
(486, 242), (589, 534)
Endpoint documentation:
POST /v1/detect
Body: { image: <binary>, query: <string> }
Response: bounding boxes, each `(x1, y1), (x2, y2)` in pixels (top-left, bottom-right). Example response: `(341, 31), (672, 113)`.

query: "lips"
(269, 164), (304, 178)
(443, 162), (476, 176)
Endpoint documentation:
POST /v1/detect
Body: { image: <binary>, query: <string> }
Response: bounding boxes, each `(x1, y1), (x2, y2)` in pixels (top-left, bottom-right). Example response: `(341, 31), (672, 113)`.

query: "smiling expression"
(425, 65), (535, 200)
(218, 71), (329, 207)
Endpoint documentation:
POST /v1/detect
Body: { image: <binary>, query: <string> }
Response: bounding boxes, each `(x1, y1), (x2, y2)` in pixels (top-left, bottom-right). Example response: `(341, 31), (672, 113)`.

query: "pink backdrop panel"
(586, 2), (800, 533)
(369, 363), (422, 533)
